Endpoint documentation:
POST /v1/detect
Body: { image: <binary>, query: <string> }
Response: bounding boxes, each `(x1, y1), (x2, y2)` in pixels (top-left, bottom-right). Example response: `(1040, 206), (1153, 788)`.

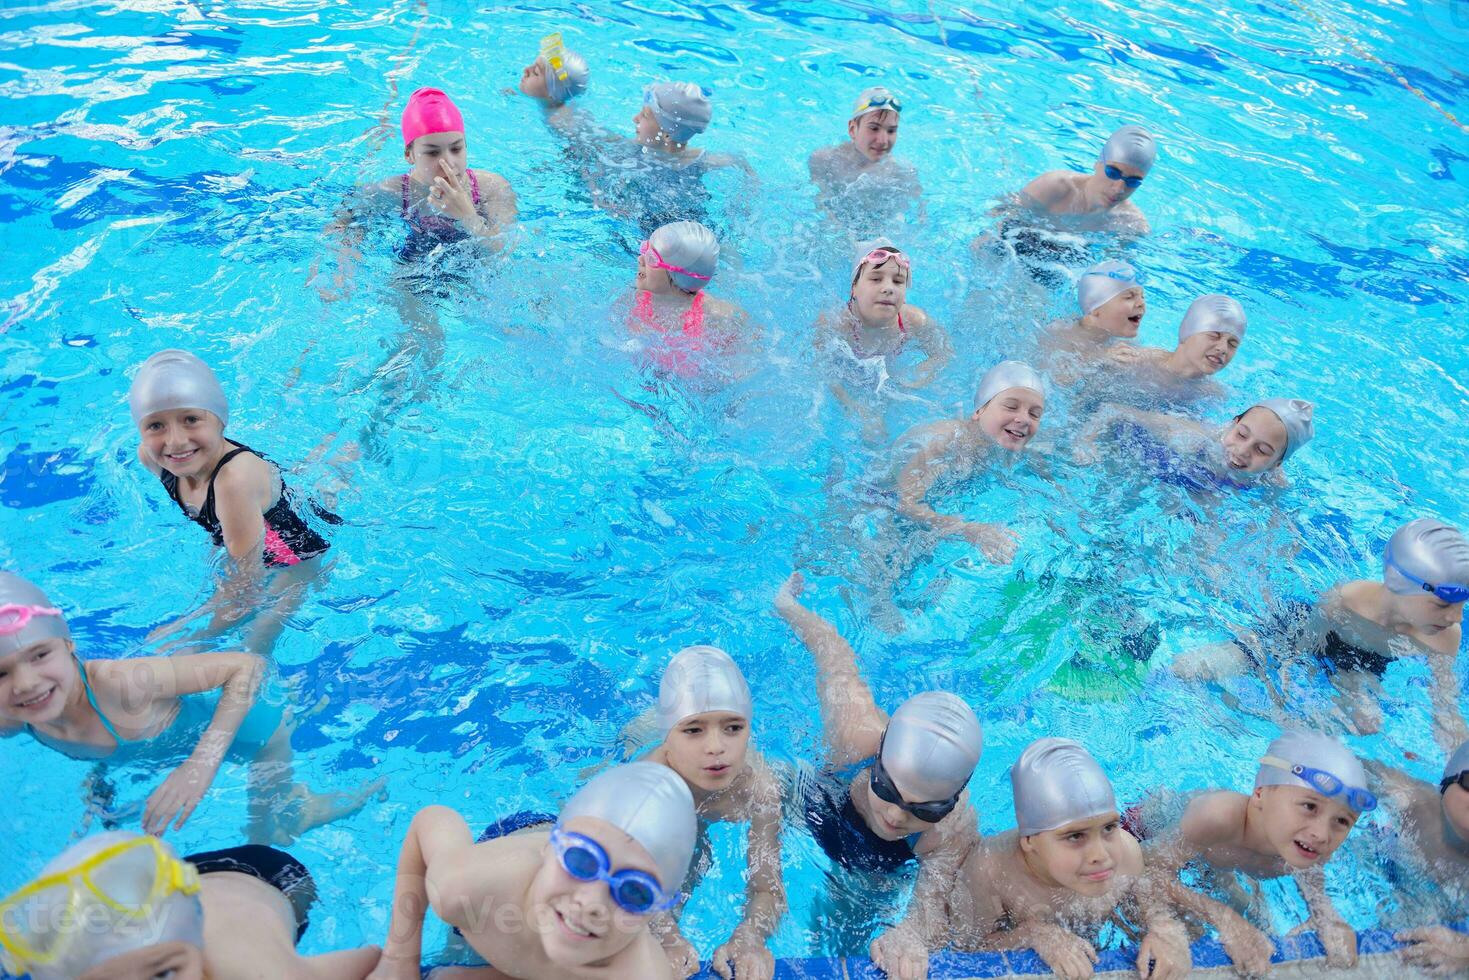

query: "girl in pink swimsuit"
(631, 219), (722, 375)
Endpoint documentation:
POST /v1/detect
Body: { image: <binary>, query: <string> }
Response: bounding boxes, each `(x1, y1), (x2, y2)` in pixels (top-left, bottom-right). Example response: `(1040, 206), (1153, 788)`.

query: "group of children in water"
(3, 30), (1467, 980)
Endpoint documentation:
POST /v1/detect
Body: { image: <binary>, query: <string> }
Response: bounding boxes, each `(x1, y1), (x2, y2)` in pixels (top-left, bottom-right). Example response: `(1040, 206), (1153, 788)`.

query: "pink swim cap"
(401, 87), (464, 147)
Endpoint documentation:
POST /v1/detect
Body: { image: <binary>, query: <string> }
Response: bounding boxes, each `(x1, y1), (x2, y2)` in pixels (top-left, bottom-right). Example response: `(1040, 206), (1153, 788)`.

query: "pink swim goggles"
(639, 240), (710, 281)
(858, 248), (910, 272)
(0, 604), (61, 637)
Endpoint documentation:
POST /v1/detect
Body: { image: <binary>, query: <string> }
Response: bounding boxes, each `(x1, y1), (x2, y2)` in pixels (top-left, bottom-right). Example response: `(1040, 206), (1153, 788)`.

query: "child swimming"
(129, 350), (335, 655)
(946, 738), (1190, 980)
(1100, 293), (1246, 399)
(629, 220), (749, 375)
(808, 87), (921, 231)
(368, 763), (696, 980)
(637, 646), (783, 980)
(1013, 124), (1156, 234)
(1367, 740), (1469, 974)
(893, 360), (1046, 565)
(1176, 517), (1469, 747)
(518, 33), (590, 107)
(1134, 731), (1372, 972)
(774, 572), (982, 978)
(0, 572), (378, 844)
(1042, 261), (1147, 380)
(0, 831), (382, 980)
(1073, 397), (1314, 490)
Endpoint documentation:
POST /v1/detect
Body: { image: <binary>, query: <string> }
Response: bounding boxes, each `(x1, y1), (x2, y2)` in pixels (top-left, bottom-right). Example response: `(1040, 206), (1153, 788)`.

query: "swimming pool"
(1, 0), (1467, 973)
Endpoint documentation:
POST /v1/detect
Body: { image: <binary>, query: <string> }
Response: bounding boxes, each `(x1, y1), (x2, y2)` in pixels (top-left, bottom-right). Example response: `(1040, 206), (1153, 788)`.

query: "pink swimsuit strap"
(400, 168), (481, 219)
(634, 290), (705, 338)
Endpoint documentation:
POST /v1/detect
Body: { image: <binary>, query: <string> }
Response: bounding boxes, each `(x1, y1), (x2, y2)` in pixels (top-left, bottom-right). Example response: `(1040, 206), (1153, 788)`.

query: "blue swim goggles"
(1082, 265), (1142, 284)
(549, 825), (677, 915)
(1103, 164), (1145, 188)
(854, 93), (903, 116)
(1385, 541), (1469, 604)
(1260, 756), (1378, 812)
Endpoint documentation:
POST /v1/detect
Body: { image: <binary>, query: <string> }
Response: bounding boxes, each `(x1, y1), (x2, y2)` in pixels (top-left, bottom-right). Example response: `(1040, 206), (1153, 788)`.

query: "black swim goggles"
(1441, 770), (1469, 795)
(869, 734), (963, 823)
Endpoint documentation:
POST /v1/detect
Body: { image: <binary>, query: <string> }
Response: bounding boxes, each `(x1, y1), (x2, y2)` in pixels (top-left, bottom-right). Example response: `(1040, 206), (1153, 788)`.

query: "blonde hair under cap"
(1384, 518), (1469, 597)
(1177, 294), (1246, 342)
(1077, 259), (1141, 315)
(880, 692), (982, 802)
(1011, 737), (1117, 837)
(1255, 730), (1367, 801)
(649, 220), (719, 293)
(559, 762), (697, 892)
(975, 360), (1044, 410)
(18, 832), (204, 980)
(1249, 398), (1313, 463)
(0, 571), (69, 657)
(127, 349), (229, 428)
(656, 645), (752, 738)
(643, 82), (712, 144)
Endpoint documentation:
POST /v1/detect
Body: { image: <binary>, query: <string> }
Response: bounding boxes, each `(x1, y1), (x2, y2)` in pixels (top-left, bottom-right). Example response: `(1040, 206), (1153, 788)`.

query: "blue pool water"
(2, 0), (1467, 970)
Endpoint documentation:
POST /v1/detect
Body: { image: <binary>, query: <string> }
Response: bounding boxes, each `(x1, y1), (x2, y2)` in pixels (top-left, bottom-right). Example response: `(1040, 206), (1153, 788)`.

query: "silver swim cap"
(643, 82), (712, 144)
(1444, 740), (1469, 782)
(975, 360), (1045, 409)
(648, 220), (719, 292)
(1256, 731), (1368, 805)
(1098, 124), (1157, 174)
(1250, 398), (1314, 463)
(850, 236), (907, 284)
(1383, 518), (1469, 598)
(656, 645), (753, 738)
(1077, 260), (1142, 315)
(539, 45), (589, 103)
(851, 86), (901, 121)
(880, 692), (982, 801)
(14, 832), (205, 980)
(128, 349), (229, 429)
(0, 571), (70, 657)
(559, 762), (697, 892)
(1177, 294), (1247, 342)
(1011, 738), (1118, 836)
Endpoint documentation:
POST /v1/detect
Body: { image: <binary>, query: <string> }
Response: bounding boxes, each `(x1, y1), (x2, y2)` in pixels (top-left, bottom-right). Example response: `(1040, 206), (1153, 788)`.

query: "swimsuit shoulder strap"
(201, 443), (256, 522)
(633, 290), (654, 323)
(467, 168), (481, 205)
(400, 173), (411, 217)
(897, 310), (906, 335)
(75, 654), (124, 744)
(683, 291), (705, 338)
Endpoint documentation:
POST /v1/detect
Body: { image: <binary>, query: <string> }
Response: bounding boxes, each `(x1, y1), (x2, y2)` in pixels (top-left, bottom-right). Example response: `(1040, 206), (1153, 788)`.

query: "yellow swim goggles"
(0, 835), (201, 974)
(540, 31), (569, 84)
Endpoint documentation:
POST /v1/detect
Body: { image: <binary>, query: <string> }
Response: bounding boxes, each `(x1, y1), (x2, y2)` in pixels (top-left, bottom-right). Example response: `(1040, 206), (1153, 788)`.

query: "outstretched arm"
(773, 572), (886, 763)
(1296, 866), (1357, 969)
(871, 803), (980, 979)
(895, 423), (1017, 564)
(710, 775), (785, 980)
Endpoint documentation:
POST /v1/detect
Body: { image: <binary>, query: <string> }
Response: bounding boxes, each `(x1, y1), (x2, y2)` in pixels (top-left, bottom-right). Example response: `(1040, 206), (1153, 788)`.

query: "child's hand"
(143, 755), (219, 834)
(1136, 925), (1191, 980)
(711, 926), (773, 980)
(1031, 923), (1098, 980)
(431, 159), (479, 224)
(960, 521), (1019, 564)
(1217, 915), (1274, 976)
(1396, 926), (1469, 975)
(774, 571), (806, 611)
(659, 932), (700, 979)
(1311, 916), (1357, 969)
(870, 923), (930, 979)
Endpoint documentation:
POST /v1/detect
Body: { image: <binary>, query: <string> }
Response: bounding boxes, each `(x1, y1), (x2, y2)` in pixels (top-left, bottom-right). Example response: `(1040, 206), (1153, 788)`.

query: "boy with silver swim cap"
(636, 646), (784, 980)
(893, 360), (1045, 566)
(774, 572), (982, 977)
(374, 763), (697, 979)
(1362, 738), (1469, 973)
(1011, 122), (1157, 234)
(1075, 396), (1314, 488)
(1140, 731), (1373, 974)
(1040, 260), (1147, 384)
(519, 32), (589, 106)
(809, 86), (921, 222)
(0, 831), (380, 980)
(1098, 293), (1247, 389)
(945, 738), (1191, 980)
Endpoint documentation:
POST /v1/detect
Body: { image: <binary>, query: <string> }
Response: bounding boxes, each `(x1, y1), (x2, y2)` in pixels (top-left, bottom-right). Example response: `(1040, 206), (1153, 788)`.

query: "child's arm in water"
(1072, 402), (1198, 465)
(1428, 635), (1469, 754)
(709, 766), (785, 980)
(1128, 868), (1193, 980)
(772, 572), (886, 764)
(894, 421), (1018, 565)
(1294, 865), (1357, 968)
(98, 652), (265, 835)
(871, 801), (981, 980)
(897, 306), (953, 389)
